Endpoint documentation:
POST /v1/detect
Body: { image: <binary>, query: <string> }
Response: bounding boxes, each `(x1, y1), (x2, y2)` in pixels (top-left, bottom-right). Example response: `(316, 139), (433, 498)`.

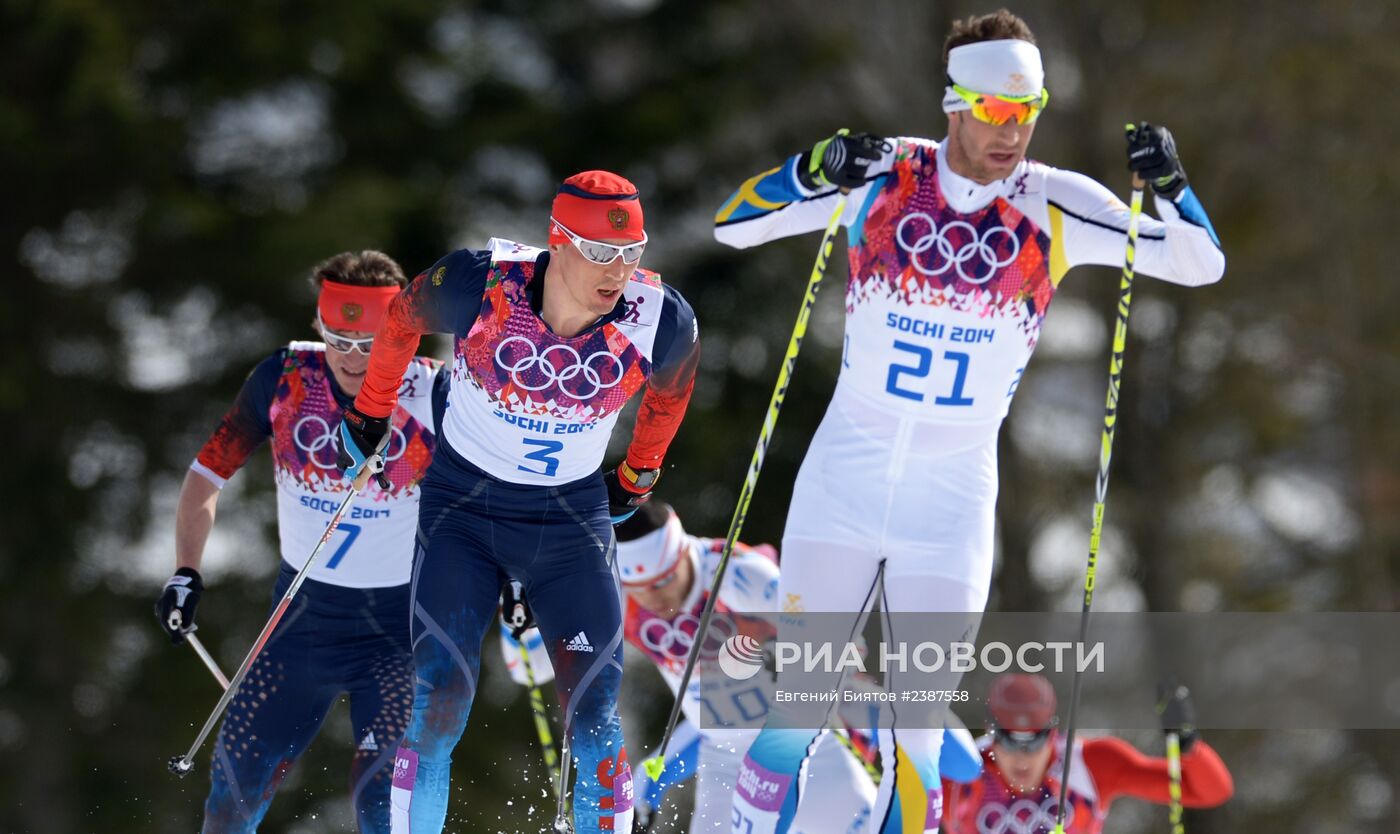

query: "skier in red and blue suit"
(155, 251), (443, 832)
(336, 171), (701, 834)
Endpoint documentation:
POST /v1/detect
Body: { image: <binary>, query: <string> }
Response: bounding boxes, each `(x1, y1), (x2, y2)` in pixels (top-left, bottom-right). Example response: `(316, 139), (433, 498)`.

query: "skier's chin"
(334, 367), (367, 396)
(592, 287), (623, 314)
(982, 151), (1021, 179)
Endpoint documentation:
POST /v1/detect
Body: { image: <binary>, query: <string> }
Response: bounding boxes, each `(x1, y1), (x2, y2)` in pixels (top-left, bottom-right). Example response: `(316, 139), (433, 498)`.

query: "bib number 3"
(519, 438), (563, 477)
(885, 340), (974, 406)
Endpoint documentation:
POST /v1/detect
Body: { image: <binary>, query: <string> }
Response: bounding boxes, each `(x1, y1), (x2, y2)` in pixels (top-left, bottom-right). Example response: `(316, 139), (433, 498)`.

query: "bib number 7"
(324, 522), (361, 570)
(885, 340), (975, 406)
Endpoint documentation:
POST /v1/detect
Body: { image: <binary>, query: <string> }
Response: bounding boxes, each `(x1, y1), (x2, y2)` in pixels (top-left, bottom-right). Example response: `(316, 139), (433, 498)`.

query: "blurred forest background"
(3, 0), (1397, 831)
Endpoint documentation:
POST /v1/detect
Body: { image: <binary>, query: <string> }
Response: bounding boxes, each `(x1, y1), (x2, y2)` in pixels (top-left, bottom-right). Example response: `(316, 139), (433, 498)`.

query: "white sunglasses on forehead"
(316, 310), (375, 355)
(551, 217), (648, 265)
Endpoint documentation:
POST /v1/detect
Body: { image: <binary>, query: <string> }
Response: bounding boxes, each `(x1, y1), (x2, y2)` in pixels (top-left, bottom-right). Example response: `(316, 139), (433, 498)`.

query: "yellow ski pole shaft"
(642, 193), (848, 783)
(1053, 170), (1145, 833)
(1166, 731), (1185, 834)
(518, 640), (561, 798)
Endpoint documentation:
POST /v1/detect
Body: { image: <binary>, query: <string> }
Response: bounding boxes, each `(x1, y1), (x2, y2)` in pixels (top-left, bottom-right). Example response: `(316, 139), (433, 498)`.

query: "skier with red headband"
(942, 674), (1233, 834)
(336, 170), (701, 834)
(714, 10), (1224, 833)
(155, 251), (443, 832)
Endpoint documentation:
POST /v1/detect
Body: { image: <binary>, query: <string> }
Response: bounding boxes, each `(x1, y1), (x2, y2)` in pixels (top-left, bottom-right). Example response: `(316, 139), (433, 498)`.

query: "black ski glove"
(1126, 122), (1188, 199)
(602, 462), (658, 524)
(336, 405), (391, 489)
(1156, 681), (1199, 753)
(155, 567), (204, 644)
(798, 129), (889, 190)
(501, 580), (535, 640)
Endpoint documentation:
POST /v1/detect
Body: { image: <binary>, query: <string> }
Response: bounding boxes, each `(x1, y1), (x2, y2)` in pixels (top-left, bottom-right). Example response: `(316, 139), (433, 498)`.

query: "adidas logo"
(565, 631), (594, 653)
(359, 731), (379, 752)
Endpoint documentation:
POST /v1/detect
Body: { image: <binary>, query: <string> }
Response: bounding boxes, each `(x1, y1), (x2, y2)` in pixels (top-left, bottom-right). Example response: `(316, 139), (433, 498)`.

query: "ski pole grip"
(351, 451), (388, 492)
(352, 465), (375, 492)
(1131, 173), (1146, 190)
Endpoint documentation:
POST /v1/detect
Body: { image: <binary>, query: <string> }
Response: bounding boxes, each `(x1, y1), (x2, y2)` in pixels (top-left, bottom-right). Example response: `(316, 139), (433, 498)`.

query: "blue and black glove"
(336, 405), (391, 490)
(1126, 122), (1188, 199)
(798, 129), (889, 190)
(1156, 681), (1199, 753)
(155, 567), (203, 645)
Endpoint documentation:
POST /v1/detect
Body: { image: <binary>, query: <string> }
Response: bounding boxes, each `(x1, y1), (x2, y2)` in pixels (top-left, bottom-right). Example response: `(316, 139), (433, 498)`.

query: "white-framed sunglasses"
(551, 217), (648, 265)
(316, 310), (375, 355)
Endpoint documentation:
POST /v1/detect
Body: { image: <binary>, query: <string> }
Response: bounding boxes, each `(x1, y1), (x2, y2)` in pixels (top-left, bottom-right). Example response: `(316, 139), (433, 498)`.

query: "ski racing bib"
(442, 238), (664, 485)
(268, 344), (437, 587)
(841, 141), (1054, 423)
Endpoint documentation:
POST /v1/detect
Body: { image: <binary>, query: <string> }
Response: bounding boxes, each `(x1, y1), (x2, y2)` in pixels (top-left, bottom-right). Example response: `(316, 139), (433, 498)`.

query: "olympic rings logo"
(293, 415), (406, 470)
(895, 212), (1020, 285)
(494, 336), (625, 400)
(637, 610), (737, 659)
(975, 795), (1073, 834)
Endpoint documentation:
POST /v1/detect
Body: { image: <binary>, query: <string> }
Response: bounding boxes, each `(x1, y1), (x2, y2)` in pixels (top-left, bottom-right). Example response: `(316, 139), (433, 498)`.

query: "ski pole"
(184, 628), (230, 690)
(1052, 167), (1146, 834)
(167, 465), (377, 777)
(552, 733), (573, 834)
(642, 193), (849, 782)
(830, 559), (888, 785)
(515, 638), (562, 799)
(519, 641), (571, 834)
(1165, 731), (1185, 834)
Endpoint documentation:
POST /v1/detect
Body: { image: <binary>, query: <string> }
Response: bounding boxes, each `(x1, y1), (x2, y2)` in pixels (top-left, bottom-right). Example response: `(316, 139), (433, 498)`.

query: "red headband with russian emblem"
(548, 170), (645, 245)
(317, 280), (401, 332)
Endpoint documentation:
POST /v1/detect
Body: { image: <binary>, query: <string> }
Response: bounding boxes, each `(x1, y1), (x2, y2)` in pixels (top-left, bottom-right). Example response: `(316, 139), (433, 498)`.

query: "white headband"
(942, 39), (1045, 113)
(616, 509), (687, 586)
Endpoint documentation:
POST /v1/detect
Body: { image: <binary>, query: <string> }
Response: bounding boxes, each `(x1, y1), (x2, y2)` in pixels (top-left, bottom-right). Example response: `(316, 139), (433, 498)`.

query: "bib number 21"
(885, 340), (974, 406)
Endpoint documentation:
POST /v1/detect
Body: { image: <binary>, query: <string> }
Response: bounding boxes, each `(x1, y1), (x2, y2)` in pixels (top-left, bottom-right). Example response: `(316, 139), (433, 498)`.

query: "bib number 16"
(885, 340), (974, 406)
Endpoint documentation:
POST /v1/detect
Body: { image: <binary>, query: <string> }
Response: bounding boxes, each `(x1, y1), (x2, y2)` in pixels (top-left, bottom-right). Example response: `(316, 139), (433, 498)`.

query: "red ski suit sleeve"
(194, 351), (281, 483)
(625, 321), (698, 471)
(1084, 736), (1234, 809)
(354, 274), (438, 418)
